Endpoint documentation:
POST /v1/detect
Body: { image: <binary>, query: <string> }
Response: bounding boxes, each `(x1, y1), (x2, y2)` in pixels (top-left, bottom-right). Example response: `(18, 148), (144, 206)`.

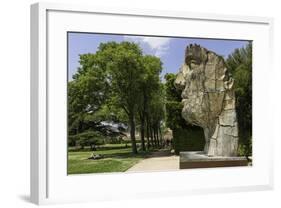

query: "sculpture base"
(180, 151), (248, 169)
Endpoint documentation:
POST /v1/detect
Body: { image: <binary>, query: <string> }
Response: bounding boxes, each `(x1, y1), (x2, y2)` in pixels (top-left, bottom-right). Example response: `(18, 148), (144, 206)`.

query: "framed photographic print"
(30, 2), (274, 205)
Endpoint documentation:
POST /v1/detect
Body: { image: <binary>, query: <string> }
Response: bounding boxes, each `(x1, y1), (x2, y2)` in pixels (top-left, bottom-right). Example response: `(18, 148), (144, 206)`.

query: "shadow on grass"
(102, 151), (150, 159)
(98, 145), (133, 151)
(146, 149), (174, 158)
(89, 149), (173, 160)
(69, 145), (133, 152)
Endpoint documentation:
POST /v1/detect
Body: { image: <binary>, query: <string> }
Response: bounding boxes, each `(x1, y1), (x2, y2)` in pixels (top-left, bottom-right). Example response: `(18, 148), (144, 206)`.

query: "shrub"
(173, 127), (205, 155)
(72, 131), (105, 150)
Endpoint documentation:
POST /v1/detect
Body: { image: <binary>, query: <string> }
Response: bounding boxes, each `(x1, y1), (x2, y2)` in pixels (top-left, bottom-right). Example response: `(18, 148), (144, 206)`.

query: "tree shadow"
(147, 149), (174, 158)
(103, 151), (149, 159)
(69, 145), (131, 152)
(98, 145), (131, 151)
(102, 149), (174, 159)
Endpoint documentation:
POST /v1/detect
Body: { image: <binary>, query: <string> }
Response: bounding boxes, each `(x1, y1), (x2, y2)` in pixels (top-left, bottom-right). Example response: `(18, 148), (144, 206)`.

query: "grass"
(68, 144), (149, 174)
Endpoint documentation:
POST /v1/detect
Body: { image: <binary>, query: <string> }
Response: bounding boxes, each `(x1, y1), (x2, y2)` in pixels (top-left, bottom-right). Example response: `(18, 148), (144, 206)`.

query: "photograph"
(67, 32), (252, 174)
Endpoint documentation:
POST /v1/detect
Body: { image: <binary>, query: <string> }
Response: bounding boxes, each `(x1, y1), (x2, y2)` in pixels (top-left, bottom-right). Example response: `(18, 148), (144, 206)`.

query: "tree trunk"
(154, 126), (159, 147)
(152, 125), (156, 147)
(129, 113), (138, 154)
(143, 94), (150, 150)
(149, 123), (155, 148)
(146, 119), (151, 149)
(153, 126), (156, 147)
(159, 125), (163, 147)
(155, 126), (160, 147)
(140, 115), (146, 151)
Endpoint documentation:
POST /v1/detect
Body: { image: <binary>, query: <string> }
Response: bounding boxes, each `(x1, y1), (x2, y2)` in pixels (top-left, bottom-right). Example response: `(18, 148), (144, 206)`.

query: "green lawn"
(68, 144), (149, 174)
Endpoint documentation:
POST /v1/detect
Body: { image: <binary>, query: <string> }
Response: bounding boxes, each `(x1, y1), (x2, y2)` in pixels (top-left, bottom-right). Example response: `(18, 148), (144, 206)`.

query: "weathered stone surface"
(175, 44), (239, 157)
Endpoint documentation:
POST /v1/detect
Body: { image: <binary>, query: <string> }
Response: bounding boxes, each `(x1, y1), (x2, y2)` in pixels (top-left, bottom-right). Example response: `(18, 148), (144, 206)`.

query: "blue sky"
(68, 32), (250, 80)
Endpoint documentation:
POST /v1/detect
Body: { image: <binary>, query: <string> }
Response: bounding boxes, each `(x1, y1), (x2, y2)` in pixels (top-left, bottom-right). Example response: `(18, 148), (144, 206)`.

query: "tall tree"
(68, 59), (109, 136)
(138, 55), (162, 150)
(164, 73), (186, 130)
(68, 41), (166, 154)
(96, 42), (144, 154)
(148, 84), (165, 147)
(226, 42), (252, 156)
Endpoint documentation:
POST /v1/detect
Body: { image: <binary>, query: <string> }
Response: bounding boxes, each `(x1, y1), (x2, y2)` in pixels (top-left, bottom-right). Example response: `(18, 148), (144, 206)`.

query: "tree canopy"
(226, 42), (252, 156)
(68, 41), (165, 154)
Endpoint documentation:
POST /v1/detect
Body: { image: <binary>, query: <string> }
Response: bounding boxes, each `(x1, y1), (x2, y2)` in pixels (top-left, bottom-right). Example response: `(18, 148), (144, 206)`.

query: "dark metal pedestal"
(180, 151), (248, 169)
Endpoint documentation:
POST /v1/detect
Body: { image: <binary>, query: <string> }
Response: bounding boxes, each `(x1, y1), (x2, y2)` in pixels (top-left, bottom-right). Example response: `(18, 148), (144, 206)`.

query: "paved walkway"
(126, 150), (179, 172)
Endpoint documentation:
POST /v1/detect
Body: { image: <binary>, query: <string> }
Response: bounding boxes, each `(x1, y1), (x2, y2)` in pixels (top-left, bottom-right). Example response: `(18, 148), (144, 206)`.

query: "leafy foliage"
(173, 128), (205, 154)
(137, 55), (164, 150)
(164, 73), (205, 154)
(71, 131), (105, 150)
(164, 73), (186, 129)
(68, 41), (165, 154)
(68, 52), (109, 136)
(226, 42), (252, 156)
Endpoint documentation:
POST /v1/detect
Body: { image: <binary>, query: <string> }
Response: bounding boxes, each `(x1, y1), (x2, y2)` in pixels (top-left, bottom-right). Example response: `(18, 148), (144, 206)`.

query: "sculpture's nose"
(174, 71), (186, 90)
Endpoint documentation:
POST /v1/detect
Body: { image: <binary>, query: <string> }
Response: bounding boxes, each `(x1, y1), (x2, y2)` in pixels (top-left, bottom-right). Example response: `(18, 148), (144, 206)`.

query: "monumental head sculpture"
(175, 44), (239, 157)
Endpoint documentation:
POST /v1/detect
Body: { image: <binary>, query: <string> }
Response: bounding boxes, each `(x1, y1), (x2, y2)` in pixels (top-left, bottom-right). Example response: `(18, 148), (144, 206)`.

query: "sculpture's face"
(174, 44), (239, 157)
(175, 44), (228, 129)
(179, 60), (209, 128)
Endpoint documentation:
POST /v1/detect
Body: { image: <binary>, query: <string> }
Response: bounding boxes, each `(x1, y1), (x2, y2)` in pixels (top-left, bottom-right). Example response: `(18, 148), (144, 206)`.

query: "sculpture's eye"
(190, 72), (196, 80)
(185, 55), (192, 65)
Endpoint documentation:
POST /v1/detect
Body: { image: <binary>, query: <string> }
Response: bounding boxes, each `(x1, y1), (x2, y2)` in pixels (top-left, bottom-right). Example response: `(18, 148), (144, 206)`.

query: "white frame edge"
(31, 3), (48, 204)
(30, 2), (274, 205)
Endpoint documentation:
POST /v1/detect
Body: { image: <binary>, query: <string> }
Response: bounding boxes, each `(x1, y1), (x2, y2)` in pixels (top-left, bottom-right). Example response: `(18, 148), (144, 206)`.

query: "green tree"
(226, 42), (252, 156)
(95, 42), (144, 154)
(164, 73), (186, 129)
(148, 84), (165, 147)
(74, 131), (105, 150)
(138, 55), (163, 150)
(68, 41), (168, 154)
(68, 63), (109, 136)
(164, 73), (205, 154)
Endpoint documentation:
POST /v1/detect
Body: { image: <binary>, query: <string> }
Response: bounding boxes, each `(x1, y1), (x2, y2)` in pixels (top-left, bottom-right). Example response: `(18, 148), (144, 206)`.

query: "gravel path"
(126, 150), (179, 172)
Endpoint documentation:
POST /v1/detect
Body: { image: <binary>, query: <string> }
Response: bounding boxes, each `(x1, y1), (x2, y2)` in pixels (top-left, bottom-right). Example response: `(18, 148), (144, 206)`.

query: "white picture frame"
(30, 2), (274, 205)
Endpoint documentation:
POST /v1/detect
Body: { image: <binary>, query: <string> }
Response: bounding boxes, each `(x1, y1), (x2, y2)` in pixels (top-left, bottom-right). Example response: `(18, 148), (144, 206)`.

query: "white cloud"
(124, 36), (171, 57)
